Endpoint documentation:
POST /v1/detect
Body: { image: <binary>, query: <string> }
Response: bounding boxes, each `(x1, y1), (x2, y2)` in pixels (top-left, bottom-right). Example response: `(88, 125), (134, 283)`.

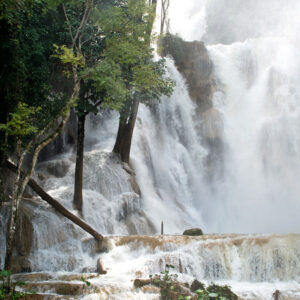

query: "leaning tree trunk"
(5, 160), (104, 242)
(73, 114), (86, 212)
(113, 99), (139, 164)
(4, 73), (80, 271)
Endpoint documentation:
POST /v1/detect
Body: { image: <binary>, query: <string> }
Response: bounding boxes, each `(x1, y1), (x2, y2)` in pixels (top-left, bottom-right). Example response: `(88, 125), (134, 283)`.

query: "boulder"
(82, 267), (97, 273)
(96, 258), (107, 274)
(191, 279), (205, 292)
(37, 159), (71, 178)
(182, 228), (203, 236)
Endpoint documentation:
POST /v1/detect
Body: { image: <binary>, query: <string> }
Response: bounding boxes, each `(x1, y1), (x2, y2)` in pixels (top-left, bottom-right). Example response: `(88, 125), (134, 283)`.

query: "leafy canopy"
(84, 0), (175, 115)
(0, 103), (40, 138)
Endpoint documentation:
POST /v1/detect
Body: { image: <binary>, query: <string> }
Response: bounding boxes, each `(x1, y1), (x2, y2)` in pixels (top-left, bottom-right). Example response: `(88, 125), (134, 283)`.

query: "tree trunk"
(4, 75), (80, 270)
(113, 0), (157, 164)
(113, 99), (139, 164)
(4, 142), (26, 270)
(5, 160), (104, 243)
(73, 114), (86, 212)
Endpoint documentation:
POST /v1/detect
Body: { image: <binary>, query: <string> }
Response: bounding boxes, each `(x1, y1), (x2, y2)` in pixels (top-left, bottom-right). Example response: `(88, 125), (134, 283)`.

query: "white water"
(151, 0), (300, 234)
(1, 0), (300, 298)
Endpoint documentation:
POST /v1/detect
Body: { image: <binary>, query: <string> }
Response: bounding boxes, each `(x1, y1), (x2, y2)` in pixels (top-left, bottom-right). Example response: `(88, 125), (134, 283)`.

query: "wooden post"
(161, 221), (164, 235)
(273, 290), (280, 300)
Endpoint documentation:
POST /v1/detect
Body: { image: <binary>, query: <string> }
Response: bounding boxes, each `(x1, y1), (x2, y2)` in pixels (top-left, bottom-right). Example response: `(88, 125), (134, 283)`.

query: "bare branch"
(73, 0), (92, 49)
(62, 3), (75, 46)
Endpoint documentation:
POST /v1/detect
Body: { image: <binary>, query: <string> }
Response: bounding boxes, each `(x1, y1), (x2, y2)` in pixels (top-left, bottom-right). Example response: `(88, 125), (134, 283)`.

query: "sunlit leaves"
(0, 103), (40, 137)
(52, 44), (84, 67)
(81, 59), (127, 111)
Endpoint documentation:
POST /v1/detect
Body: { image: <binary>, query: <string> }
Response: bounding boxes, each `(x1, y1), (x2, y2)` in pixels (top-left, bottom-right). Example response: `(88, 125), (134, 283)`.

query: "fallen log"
(5, 160), (104, 243)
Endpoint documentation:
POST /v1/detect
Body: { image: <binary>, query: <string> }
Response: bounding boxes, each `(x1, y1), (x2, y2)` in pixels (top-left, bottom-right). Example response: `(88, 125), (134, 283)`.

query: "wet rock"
(117, 192), (141, 221)
(21, 258), (32, 273)
(207, 284), (238, 300)
(58, 273), (98, 281)
(129, 175), (141, 195)
(12, 273), (53, 282)
(159, 34), (215, 113)
(16, 200), (35, 256)
(141, 285), (160, 294)
(37, 159), (71, 178)
(39, 109), (77, 161)
(82, 267), (97, 273)
(134, 278), (154, 288)
(191, 279), (205, 292)
(23, 282), (85, 296)
(96, 258), (107, 274)
(37, 173), (47, 181)
(183, 228), (203, 236)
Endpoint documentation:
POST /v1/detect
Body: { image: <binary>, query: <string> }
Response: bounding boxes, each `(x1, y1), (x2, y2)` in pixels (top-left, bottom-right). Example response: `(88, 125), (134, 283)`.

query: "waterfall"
(1, 0), (300, 298)
(130, 0), (300, 234)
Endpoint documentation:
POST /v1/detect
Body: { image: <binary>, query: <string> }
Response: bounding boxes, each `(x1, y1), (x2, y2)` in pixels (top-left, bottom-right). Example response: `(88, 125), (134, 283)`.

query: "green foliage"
(80, 276), (91, 294)
(193, 283), (237, 300)
(80, 276), (91, 287)
(87, 0), (174, 119)
(149, 265), (237, 300)
(0, 102), (40, 137)
(149, 264), (179, 300)
(0, 0), (33, 25)
(52, 44), (85, 78)
(81, 59), (127, 111)
(0, 1), (68, 157)
(52, 44), (85, 67)
(0, 270), (36, 299)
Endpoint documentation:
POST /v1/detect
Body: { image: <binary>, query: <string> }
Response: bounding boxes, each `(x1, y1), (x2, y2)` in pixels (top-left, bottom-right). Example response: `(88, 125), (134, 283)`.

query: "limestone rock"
(191, 279), (205, 292)
(16, 200), (35, 256)
(159, 34), (215, 113)
(37, 159), (71, 178)
(182, 228), (203, 236)
(38, 109), (77, 161)
(82, 267), (97, 273)
(96, 258), (107, 274)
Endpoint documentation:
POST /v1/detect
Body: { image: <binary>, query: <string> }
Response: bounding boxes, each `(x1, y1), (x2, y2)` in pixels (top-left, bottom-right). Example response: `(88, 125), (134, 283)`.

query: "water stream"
(1, 0), (300, 298)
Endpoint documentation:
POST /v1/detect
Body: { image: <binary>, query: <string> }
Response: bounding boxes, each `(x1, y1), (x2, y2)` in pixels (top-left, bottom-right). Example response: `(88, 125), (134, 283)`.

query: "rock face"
(159, 34), (215, 113)
(38, 110), (77, 162)
(36, 159), (71, 178)
(159, 34), (225, 181)
(182, 228), (203, 236)
(1, 198), (38, 273)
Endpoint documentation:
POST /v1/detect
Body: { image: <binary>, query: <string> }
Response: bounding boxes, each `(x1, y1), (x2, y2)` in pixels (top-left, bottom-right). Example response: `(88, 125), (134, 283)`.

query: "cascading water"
(140, 0), (300, 233)
(1, 0), (300, 298)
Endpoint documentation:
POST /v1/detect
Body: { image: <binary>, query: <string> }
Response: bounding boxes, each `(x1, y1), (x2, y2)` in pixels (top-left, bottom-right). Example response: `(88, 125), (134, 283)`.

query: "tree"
(90, 0), (174, 164)
(67, 0), (125, 212)
(0, 1), (62, 166)
(72, 0), (174, 212)
(160, 0), (170, 34)
(0, 0), (95, 270)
